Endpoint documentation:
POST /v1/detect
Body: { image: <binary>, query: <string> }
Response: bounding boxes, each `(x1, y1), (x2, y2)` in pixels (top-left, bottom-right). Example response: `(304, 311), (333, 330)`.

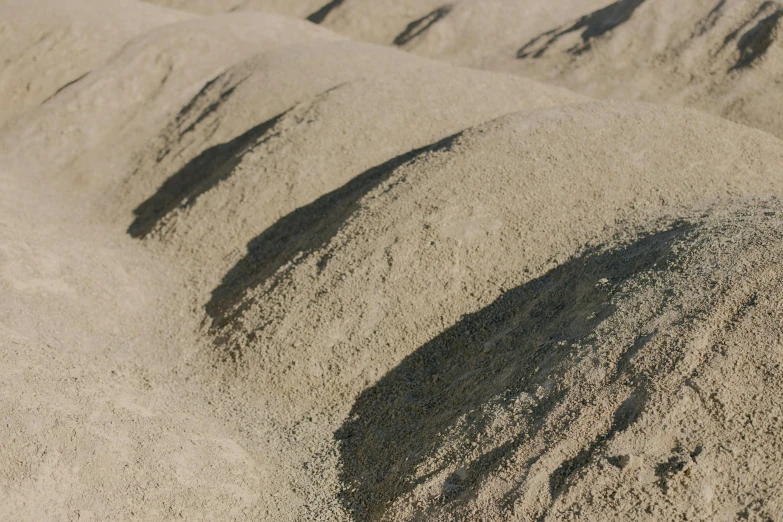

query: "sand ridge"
(2, 1), (783, 520)
(149, 0), (783, 140)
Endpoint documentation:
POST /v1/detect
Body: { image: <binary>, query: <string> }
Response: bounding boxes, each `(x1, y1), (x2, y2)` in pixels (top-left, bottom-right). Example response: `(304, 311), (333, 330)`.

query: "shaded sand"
(2, 1), (783, 521)
(502, 0), (783, 140)
(149, 0), (783, 139)
(116, 41), (583, 292)
(340, 200), (783, 520)
(0, 10), (342, 207)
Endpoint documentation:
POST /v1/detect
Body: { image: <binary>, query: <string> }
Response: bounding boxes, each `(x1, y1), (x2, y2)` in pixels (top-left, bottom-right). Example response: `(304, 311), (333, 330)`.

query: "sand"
(2, 1), (782, 520)
(149, 0), (783, 140)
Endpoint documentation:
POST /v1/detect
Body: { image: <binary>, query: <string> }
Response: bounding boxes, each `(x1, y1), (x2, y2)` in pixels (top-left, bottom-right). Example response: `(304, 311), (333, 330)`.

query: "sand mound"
(118, 40), (583, 293)
(0, 9), (341, 209)
(3, 1), (783, 520)
(148, 0), (783, 139)
(0, 151), (265, 519)
(193, 100), (783, 519)
(340, 200), (783, 520)
(212, 100), (783, 398)
(143, 0), (613, 54)
(505, 0), (783, 139)
(0, 0), (191, 125)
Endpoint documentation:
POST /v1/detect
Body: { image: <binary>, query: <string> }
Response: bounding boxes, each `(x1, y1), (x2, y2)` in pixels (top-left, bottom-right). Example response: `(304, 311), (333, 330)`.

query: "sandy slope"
(0, 155), (265, 519)
(0, 9), (341, 212)
(0, 0), (192, 125)
(149, 0), (783, 139)
(144, 0), (612, 52)
(502, 0), (783, 140)
(359, 199), (783, 521)
(205, 102), (783, 520)
(2, 1), (783, 521)
(116, 41), (583, 299)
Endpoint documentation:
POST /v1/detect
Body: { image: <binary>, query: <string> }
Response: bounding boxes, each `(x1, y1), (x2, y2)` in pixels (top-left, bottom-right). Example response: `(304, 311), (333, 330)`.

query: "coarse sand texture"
(1, 1), (782, 520)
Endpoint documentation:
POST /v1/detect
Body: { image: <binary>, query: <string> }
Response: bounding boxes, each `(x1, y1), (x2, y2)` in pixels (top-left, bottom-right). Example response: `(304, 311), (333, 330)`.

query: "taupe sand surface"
(2, 1), (782, 520)
(151, 0), (783, 139)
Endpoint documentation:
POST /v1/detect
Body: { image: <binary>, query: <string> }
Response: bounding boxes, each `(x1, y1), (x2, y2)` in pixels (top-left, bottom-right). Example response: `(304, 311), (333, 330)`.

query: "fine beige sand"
(2, 1), (782, 520)
(150, 0), (783, 140)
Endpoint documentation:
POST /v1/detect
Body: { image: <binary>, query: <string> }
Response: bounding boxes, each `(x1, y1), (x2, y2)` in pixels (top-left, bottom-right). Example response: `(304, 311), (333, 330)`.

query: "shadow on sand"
(335, 222), (691, 519)
(205, 134), (459, 330)
(128, 110), (285, 239)
(393, 5), (453, 46)
(517, 0), (646, 58)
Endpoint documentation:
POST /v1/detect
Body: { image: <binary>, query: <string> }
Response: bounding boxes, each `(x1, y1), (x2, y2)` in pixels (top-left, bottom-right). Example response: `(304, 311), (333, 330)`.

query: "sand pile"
(504, 0), (783, 140)
(0, 203), (265, 520)
(118, 41), (583, 295)
(204, 102), (783, 519)
(0, 7), (340, 208)
(148, 0), (783, 139)
(2, 1), (783, 520)
(0, 0), (191, 125)
(143, 0), (611, 53)
(338, 199), (783, 521)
